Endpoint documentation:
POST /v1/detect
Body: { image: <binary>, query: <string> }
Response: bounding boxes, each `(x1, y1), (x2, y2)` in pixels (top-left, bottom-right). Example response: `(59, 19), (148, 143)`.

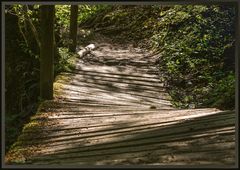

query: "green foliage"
(152, 5), (235, 109)
(54, 47), (76, 75)
(55, 5), (109, 29)
(205, 72), (235, 109)
(55, 5), (111, 47)
(55, 5), (71, 28)
(54, 5), (71, 47)
(78, 5), (111, 23)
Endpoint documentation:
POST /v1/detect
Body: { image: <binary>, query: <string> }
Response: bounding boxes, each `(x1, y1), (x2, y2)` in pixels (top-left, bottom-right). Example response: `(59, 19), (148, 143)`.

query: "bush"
(152, 5), (236, 109)
(54, 47), (76, 75)
(205, 72), (235, 109)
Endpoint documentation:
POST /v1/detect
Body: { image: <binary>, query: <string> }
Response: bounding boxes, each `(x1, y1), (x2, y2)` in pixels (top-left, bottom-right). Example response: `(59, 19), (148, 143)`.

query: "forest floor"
(5, 34), (235, 166)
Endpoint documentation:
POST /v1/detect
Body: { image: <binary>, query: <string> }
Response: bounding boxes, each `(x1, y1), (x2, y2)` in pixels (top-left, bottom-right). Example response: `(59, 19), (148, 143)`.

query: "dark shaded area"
(5, 7), (40, 152)
(223, 44), (235, 72)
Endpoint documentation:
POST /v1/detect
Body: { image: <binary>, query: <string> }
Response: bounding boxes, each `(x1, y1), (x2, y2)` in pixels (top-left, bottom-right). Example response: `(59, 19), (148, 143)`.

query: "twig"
(23, 5), (41, 48)
(17, 16), (29, 47)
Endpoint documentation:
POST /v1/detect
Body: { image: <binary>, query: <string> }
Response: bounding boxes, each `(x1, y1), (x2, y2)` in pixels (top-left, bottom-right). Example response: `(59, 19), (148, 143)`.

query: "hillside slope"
(79, 5), (236, 109)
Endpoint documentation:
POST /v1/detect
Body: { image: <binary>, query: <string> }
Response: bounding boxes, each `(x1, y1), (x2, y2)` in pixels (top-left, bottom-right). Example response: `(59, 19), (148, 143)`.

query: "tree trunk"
(69, 5), (78, 52)
(40, 5), (55, 100)
(53, 7), (60, 65)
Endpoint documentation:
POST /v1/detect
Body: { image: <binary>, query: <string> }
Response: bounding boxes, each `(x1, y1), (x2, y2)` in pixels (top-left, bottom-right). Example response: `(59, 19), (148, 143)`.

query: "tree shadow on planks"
(79, 42), (156, 71)
(26, 109), (235, 165)
(71, 69), (164, 91)
(58, 69), (172, 107)
(6, 39), (236, 166)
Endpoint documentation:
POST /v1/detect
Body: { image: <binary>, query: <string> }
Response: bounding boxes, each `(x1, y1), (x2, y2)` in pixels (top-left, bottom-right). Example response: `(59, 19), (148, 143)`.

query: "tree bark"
(40, 5), (55, 100)
(69, 5), (78, 52)
(53, 7), (60, 65)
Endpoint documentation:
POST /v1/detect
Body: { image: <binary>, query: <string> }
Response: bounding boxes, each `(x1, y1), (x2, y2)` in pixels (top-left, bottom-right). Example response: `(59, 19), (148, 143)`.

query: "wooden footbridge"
(5, 37), (236, 166)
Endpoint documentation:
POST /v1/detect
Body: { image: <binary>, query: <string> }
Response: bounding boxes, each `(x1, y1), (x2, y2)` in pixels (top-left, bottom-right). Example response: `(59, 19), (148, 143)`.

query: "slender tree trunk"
(40, 5), (55, 100)
(69, 5), (78, 52)
(53, 7), (60, 65)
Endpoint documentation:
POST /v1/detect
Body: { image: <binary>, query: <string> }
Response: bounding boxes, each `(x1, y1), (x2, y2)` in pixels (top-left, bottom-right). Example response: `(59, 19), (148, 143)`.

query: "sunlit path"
(5, 36), (235, 166)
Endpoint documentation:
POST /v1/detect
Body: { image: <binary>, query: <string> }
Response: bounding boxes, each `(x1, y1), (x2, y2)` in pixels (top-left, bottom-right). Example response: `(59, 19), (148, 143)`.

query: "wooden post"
(69, 5), (78, 52)
(40, 5), (55, 100)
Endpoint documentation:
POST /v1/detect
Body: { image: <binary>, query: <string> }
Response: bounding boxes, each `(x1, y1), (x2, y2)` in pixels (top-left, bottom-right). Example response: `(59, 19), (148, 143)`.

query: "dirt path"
(5, 35), (235, 166)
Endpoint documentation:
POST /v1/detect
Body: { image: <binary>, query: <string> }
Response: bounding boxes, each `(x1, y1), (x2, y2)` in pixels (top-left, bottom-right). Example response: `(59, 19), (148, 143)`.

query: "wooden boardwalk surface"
(5, 37), (236, 166)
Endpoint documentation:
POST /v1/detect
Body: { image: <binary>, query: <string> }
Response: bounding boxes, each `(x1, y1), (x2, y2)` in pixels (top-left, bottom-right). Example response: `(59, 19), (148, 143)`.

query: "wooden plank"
(5, 37), (236, 166)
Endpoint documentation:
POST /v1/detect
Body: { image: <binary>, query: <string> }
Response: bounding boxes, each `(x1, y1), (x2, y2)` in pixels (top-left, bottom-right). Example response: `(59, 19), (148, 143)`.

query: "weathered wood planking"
(5, 38), (236, 166)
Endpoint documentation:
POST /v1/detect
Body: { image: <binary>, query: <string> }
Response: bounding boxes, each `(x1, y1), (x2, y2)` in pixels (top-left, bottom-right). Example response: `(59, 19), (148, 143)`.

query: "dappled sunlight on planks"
(5, 38), (236, 166)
